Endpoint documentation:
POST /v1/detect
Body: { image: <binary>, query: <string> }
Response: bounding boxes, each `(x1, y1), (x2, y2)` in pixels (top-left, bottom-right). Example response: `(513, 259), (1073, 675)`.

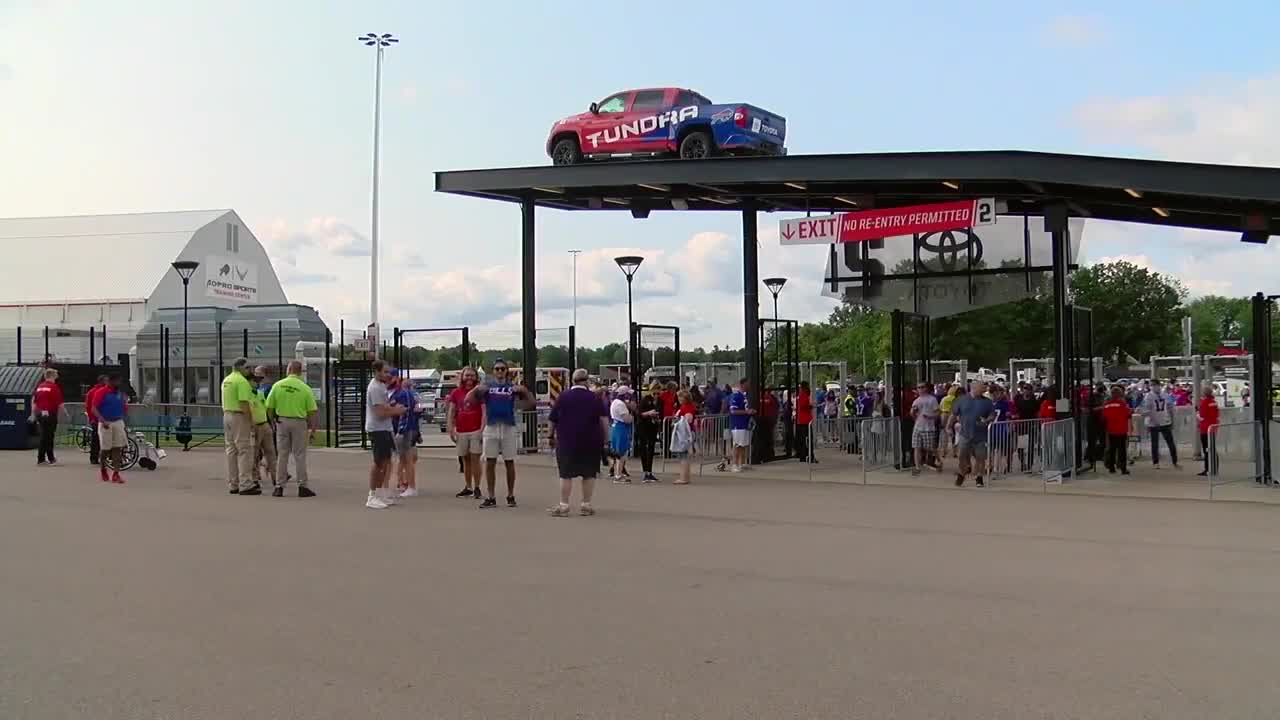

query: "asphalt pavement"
(2, 447), (1279, 719)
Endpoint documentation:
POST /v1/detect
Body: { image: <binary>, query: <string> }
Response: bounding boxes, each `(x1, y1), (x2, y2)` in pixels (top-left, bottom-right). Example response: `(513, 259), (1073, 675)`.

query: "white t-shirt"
(610, 398), (633, 424)
(911, 393), (940, 421)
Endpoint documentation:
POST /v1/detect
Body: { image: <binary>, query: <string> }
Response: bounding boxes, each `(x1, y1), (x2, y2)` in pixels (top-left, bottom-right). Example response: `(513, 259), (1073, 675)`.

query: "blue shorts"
(610, 422), (633, 455)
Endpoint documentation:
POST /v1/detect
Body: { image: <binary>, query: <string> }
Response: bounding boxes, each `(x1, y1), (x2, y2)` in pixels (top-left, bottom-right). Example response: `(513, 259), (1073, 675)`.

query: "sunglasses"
(493, 366), (508, 372)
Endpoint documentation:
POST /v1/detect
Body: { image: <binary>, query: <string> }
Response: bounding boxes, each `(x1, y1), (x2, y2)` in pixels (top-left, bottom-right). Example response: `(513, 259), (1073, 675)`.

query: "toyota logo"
(916, 229), (984, 271)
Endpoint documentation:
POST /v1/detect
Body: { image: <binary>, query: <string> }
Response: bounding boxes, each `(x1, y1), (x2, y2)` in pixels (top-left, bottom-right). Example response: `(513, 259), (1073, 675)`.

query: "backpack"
(670, 414), (694, 454)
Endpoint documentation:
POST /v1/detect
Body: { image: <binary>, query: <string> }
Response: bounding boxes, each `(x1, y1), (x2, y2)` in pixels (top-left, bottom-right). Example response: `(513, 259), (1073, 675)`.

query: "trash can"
(0, 366), (43, 450)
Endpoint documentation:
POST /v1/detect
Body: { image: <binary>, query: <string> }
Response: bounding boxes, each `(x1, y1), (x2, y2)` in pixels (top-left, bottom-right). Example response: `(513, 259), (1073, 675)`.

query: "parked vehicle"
(547, 87), (786, 165)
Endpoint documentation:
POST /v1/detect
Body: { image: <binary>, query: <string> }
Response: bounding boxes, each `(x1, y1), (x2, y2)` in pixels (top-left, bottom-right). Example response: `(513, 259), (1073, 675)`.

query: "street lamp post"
(357, 32), (398, 341)
(614, 255), (644, 377)
(171, 260), (200, 404)
(763, 277), (787, 321)
(568, 250), (582, 328)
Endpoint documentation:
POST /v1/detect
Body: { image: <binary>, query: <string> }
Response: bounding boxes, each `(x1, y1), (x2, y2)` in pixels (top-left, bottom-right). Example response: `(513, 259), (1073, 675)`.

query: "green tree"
(1186, 295), (1251, 354)
(1069, 261), (1186, 364)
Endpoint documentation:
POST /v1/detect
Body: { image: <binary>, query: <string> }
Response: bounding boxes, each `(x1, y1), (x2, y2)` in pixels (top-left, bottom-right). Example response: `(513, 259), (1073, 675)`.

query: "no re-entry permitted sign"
(779, 198), (996, 246)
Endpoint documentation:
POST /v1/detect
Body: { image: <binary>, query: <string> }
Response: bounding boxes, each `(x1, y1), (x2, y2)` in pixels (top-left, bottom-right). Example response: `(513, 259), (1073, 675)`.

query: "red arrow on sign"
(781, 225), (795, 241)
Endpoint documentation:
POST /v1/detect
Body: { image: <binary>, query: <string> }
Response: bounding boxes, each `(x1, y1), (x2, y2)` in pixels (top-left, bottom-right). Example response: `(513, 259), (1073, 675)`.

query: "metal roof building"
(0, 209), (290, 364)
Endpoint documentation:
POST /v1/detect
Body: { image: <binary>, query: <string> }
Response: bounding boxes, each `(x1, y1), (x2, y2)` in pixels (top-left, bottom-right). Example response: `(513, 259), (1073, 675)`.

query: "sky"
(3, 1), (1280, 350)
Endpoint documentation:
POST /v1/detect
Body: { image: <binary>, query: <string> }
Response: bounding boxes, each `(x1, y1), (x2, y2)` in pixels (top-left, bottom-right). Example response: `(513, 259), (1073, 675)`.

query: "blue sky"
(3, 1), (1279, 348)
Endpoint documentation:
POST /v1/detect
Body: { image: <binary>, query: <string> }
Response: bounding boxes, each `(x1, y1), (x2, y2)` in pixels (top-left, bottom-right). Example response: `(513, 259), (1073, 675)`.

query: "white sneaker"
(365, 494), (389, 510)
(398, 487), (418, 498)
(730, 465), (742, 473)
(381, 493), (399, 506)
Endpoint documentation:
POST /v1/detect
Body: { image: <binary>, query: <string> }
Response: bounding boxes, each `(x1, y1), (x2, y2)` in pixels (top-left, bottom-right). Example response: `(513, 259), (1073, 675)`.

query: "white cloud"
(1091, 253), (1153, 269)
(399, 84), (417, 102)
(1075, 72), (1280, 166)
(0, 63), (12, 84)
(1043, 15), (1107, 47)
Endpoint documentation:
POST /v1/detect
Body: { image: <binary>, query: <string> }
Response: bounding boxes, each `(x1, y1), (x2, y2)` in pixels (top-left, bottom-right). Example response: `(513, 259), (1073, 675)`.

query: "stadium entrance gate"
(759, 319), (799, 462)
(1065, 305), (1095, 472)
(629, 324), (680, 389)
(332, 360), (371, 448)
(391, 327), (470, 449)
(890, 310), (929, 468)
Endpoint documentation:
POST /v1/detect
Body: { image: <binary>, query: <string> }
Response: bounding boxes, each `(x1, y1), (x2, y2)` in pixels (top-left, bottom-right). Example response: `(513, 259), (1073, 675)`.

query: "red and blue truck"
(546, 87), (787, 165)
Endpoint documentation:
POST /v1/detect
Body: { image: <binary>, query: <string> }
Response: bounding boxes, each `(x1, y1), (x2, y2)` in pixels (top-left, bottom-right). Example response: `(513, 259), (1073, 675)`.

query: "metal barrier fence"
(807, 417), (867, 474)
(986, 419), (1047, 482)
(1208, 421), (1263, 498)
(1130, 406), (1251, 461)
(60, 401), (228, 448)
(692, 414), (730, 475)
(1040, 418), (1075, 484)
(860, 416), (899, 484)
(517, 409), (552, 454)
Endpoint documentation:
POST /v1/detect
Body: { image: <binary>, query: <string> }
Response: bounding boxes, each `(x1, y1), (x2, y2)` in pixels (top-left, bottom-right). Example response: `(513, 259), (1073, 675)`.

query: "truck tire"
(679, 130), (715, 160)
(551, 137), (582, 166)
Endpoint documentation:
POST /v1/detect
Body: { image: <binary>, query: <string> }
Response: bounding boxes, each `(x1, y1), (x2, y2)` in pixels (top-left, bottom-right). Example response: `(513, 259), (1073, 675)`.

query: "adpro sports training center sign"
(779, 198), (996, 245)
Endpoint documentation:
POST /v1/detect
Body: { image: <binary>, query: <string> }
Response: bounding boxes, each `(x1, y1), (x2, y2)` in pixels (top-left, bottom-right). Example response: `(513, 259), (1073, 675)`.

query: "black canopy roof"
(435, 150), (1280, 235)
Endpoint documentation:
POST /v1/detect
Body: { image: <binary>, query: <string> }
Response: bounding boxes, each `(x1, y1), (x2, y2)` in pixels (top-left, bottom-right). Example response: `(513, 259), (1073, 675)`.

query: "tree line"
(390, 261), (1276, 380)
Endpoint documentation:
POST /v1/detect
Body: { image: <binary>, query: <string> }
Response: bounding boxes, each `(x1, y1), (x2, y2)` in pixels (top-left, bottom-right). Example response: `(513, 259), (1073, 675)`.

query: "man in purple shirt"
(547, 369), (610, 517)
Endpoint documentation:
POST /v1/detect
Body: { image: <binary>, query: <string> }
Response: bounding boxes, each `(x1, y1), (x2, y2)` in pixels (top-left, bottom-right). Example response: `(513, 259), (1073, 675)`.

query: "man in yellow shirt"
(939, 384), (961, 459)
(249, 365), (278, 490)
(221, 357), (258, 495)
(267, 360), (319, 498)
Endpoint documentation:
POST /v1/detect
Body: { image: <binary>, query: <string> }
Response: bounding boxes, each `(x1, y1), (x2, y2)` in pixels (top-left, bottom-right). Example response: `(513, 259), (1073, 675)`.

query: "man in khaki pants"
(249, 365), (278, 489)
(267, 360), (318, 498)
(222, 357), (258, 495)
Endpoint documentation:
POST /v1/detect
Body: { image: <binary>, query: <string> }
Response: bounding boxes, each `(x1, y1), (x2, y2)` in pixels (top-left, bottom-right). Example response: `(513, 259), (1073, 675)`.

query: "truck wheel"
(679, 131), (715, 160)
(551, 137), (582, 166)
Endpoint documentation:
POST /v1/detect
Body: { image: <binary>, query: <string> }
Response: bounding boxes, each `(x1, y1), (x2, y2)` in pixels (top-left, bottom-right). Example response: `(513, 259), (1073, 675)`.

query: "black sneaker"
(474, 488), (483, 499)
(229, 488), (239, 495)
(975, 477), (985, 488)
(954, 474), (965, 487)
(1121, 470), (1131, 475)
(298, 486), (316, 498)
(240, 484), (263, 496)
(506, 496), (518, 508)
(480, 497), (497, 509)
(271, 486), (284, 497)
(456, 488), (474, 498)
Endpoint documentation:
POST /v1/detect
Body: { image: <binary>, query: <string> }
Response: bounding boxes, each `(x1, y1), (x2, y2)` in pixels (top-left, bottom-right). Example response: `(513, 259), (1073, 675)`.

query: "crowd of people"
(34, 356), (1236, 513)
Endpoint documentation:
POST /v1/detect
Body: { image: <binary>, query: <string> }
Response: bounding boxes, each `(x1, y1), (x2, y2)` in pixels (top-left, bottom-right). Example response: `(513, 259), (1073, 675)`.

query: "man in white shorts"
(727, 377), (756, 472)
(468, 360), (533, 508)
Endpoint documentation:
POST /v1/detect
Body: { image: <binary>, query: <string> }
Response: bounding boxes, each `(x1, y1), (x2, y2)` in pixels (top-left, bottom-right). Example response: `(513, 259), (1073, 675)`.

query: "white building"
(0, 209), (289, 364)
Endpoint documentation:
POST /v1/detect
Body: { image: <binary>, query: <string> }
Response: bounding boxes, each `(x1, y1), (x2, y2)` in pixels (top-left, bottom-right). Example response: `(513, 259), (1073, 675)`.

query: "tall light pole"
(568, 249), (582, 328)
(615, 255), (644, 377)
(171, 260), (200, 404)
(763, 277), (787, 322)
(358, 32), (398, 340)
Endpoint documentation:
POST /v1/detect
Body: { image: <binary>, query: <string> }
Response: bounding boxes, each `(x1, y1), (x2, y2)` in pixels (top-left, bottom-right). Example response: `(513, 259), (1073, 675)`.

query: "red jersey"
(1101, 399), (1132, 436)
(659, 390), (677, 418)
(447, 386), (483, 433)
(84, 384), (107, 420)
(1038, 400), (1057, 420)
(1197, 395), (1220, 434)
(676, 401), (697, 418)
(33, 380), (64, 414)
(796, 390), (813, 424)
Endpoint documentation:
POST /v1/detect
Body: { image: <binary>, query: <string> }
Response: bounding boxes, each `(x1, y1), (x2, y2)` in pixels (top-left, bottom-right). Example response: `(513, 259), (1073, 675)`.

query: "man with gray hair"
(546, 368), (609, 516)
(221, 357), (258, 494)
(267, 360), (318, 497)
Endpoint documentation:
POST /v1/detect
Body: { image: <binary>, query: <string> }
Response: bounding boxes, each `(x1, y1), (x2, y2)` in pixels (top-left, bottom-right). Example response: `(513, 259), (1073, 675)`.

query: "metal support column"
(242, 328), (249, 358)
(1251, 293), (1273, 483)
(742, 204), (761, 457)
(1046, 204), (1070, 418)
(568, 325), (576, 371)
(461, 327), (470, 368)
(15, 325), (21, 365)
(216, 321), (224, 404)
(520, 199), (537, 387)
(90, 326), (96, 366)
(324, 328), (332, 448)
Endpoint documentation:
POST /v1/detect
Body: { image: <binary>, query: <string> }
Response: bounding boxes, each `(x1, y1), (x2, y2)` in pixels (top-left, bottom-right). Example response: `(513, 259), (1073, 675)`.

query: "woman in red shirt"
(672, 390), (698, 485)
(1038, 388), (1058, 421)
(795, 381), (814, 463)
(1197, 383), (1220, 477)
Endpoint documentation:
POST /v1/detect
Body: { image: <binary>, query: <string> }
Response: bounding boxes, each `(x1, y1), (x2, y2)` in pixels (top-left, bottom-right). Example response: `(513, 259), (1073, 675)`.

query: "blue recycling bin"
(0, 366), (43, 450)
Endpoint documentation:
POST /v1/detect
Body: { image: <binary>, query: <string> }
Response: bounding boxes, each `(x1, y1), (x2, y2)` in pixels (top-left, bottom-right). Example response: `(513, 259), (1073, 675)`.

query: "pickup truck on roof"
(546, 87), (787, 165)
